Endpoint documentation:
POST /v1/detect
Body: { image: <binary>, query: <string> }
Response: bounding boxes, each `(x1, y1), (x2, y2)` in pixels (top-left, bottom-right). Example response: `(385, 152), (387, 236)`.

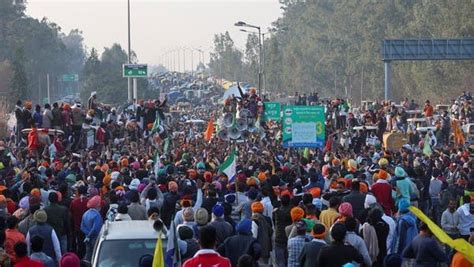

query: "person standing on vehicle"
(80, 196), (103, 262)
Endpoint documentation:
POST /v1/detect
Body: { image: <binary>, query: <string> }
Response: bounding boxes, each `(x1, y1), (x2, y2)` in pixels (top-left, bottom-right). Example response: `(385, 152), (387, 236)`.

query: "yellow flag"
(152, 232), (164, 267)
(408, 206), (474, 263)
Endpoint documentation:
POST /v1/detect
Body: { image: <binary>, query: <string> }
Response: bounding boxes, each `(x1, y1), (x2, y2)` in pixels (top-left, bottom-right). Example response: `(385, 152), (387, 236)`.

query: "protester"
(183, 225), (231, 267)
(80, 195), (103, 261)
(299, 223), (327, 267)
(13, 241), (43, 267)
(29, 235), (55, 267)
(287, 220), (311, 267)
(25, 209), (62, 263)
(218, 219), (261, 266)
(401, 222), (448, 266)
(316, 223), (364, 267)
(0, 89), (471, 267)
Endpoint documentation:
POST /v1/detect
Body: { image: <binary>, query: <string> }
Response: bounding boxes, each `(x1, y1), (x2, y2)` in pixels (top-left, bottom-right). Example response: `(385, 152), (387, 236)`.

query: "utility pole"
(191, 49), (194, 75)
(47, 73), (50, 104)
(360, 67), (364, 106)
(127, 0), (132, 102)
(183, 49), (186, 73)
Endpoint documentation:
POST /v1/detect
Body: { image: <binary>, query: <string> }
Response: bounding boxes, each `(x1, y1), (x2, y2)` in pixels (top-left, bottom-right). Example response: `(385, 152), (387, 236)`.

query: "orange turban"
(30, 188), (41, 198)
(251, 202), (264, 213)
(121, 158), (129, 167)
(308, 187), (321, 198)
(291, 207), (305, 222)
(257, 172), (267, 183)
(378, 170), (388, 180)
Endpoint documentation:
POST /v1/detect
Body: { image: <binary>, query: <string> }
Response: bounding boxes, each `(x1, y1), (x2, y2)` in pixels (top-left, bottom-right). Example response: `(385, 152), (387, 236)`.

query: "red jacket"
(69, 196), (89, 231)
(14, 256), (43, 267)
(5, 229), (25, 263)
(183, 249), (231, 267)
(371, 180), (394, 215)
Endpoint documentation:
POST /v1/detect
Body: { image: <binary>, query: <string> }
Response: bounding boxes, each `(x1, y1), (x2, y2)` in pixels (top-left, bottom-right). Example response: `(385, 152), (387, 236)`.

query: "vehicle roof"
(102, 221), (164, 240)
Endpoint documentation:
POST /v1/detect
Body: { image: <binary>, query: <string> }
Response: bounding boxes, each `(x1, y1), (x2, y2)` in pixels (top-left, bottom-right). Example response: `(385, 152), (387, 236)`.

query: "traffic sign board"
(62, 74), (79, 82)
(123, 64), (148, 78)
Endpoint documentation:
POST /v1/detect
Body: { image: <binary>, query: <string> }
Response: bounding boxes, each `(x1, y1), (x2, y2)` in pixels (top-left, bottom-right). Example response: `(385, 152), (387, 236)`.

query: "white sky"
(26, 0), (283, 70)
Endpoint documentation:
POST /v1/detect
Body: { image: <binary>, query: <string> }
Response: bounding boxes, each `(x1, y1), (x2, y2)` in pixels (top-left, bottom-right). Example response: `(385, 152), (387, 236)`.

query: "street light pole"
(235, 21), (262, 95)
(127, 0), (132, 102)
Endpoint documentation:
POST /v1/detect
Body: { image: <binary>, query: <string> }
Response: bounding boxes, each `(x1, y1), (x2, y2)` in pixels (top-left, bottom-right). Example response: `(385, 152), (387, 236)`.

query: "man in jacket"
(80, 196), (103, 262)
(127, 190), (147, 220)
(250, 202), (272, 266)
(30, 235), (55, 267)
(183, 226), (231, 267)
(13, 242), (43, 267)
(44, 192), (69, 253)
(402, 222), (448, 267)
(5, 215), (25, 264)
(299, 223), (327, 267)
(51, 103), (63, 130)
(272, 194), (292, 267)
(69, 185), (88, 258)
(14, 100), (24, 144)
(287, 220), (310, 267)
(42, 104), (53, 129)
(209, 204), (233, 247)
(342, 180), (366, 219)
(316, 223), (364, 267)
(344, 216), (372, 266)
(218, 219), (261, 266)
(26, 209), (62, 263)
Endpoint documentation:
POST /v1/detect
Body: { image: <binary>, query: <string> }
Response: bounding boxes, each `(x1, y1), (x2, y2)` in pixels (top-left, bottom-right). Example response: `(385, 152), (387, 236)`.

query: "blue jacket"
(80, 208), (103, 240)
(393, 212), (418, 254)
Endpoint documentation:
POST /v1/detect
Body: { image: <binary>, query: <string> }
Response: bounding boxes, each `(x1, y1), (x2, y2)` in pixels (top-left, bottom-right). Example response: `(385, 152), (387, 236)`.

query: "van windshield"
(97, 239), (166, 267)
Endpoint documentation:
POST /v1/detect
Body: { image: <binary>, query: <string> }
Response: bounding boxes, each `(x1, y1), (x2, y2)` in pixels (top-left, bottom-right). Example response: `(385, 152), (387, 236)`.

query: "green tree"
(10, 48), (28, 101)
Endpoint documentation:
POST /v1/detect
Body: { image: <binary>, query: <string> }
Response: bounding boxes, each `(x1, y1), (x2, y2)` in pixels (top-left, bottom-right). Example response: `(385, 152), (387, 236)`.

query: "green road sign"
(62, 74), (79, 82)
(263, 102), (281, 121)
(123, 64), (148, 78)
(282, 105), (325, 148)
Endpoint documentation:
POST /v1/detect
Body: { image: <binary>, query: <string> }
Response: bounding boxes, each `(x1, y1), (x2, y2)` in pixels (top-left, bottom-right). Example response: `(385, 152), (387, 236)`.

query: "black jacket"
(299, 240), (327, 267)
(272, 205), (292, 245)
(217, 233), (261, 267)
(342, 191), (366, 219)
(317, 241), (364, 267)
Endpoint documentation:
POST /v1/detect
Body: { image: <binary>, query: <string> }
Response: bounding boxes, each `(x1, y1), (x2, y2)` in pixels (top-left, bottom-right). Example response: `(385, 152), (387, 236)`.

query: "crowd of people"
(0, 84), (472, 267)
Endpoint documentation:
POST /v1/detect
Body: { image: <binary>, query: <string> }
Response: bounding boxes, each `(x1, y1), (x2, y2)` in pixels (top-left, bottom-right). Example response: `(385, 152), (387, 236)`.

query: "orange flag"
(204, 119), (215, 141)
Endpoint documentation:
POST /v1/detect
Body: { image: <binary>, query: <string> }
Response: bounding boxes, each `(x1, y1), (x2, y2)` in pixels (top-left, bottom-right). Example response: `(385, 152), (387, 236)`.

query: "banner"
(282, 105), (325, 148)
(263, 102), (281, 121)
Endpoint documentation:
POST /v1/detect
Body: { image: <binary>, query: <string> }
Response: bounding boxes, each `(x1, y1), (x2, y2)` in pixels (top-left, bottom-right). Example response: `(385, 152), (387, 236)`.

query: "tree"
(10, 48), (28, 101)
(210, 0), (474, 102)
(209, 31), (244, 81)
(81, 44), (151, 105)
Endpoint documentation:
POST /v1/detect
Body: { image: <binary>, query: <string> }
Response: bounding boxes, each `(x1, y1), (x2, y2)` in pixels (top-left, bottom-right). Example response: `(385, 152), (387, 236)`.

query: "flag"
(166, 220), (181, 267)
(219, 149), (237, 182)
(151, 112), (161, 133)
(409, 206), (474, 263)
(154, 152), (161, 175)
(152, 231), (164, 267)
(204, 119), (215, 141)
(422, 135), (432, 156)
(303, 148), (309, 159)
(163, 138), (171, 154)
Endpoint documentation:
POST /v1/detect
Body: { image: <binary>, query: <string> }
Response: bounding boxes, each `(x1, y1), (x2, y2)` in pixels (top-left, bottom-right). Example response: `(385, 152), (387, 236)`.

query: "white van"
(91, 220), (167, 267)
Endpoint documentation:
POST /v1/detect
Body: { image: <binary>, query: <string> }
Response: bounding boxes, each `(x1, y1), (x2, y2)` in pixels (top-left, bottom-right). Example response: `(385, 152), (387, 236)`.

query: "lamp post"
(235, 21), (262, 95)
(239, 28), (268, 96)
(127, 0), (132, 102)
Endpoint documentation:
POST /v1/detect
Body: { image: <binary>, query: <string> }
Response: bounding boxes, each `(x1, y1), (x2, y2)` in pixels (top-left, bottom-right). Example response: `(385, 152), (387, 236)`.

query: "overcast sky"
(26, 0), (283, 69)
